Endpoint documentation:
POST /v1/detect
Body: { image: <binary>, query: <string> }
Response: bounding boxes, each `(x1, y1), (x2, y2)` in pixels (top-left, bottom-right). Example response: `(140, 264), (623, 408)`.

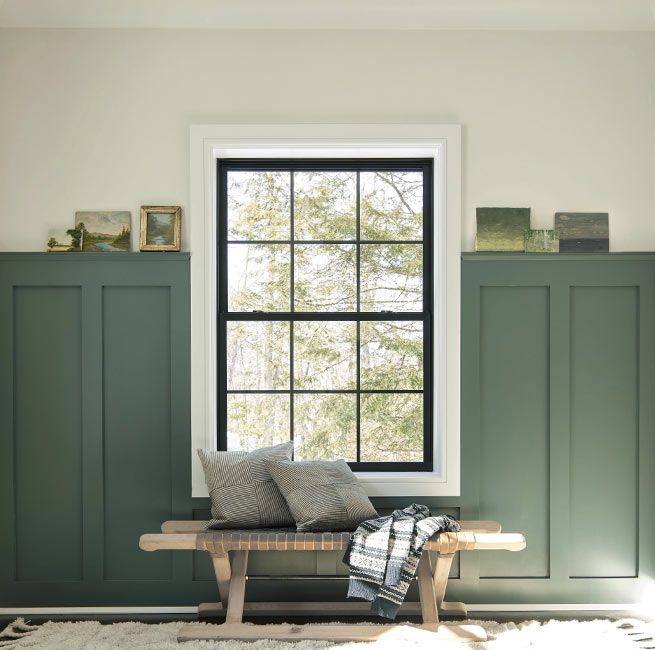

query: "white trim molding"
(189, 124), (462, 498)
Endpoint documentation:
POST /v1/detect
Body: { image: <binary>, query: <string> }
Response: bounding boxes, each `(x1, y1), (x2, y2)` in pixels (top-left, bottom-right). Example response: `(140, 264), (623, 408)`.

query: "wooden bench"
(139, 520), (526, 643)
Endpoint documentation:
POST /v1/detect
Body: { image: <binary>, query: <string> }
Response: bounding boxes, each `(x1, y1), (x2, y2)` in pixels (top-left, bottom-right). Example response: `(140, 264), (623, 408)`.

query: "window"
(189, 123), (461, 497)
(218, 160), (433, 471)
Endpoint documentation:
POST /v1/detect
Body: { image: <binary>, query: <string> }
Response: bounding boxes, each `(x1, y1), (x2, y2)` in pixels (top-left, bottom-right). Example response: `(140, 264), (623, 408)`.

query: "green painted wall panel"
(102, 286), (173, 581)
(478, 287), (550, 578)
(569, 286), (639, 578)
(0, 253), (652, 607)
(13, 286), (83, 581)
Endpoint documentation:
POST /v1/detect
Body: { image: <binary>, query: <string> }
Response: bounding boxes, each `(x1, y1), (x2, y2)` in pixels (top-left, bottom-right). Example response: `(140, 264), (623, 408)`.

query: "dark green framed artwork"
(555, 212), (609, 252)
(475, 208), (530, 252)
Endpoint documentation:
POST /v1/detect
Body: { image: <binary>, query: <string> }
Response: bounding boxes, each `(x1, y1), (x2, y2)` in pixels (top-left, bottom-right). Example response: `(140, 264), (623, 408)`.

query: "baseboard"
(0, 607), (198, 615)
(0, 604), (639, 616)
(467, 604), (637, 612)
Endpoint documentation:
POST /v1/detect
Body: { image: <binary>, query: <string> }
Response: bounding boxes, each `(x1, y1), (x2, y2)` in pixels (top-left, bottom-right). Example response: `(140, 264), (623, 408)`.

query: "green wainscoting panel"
(0, 254), (196, 606)
(13, 287), (83, 581)
(103, 286), (173, 581)
(0, 252), (653, 608)
(460, 254), (654, 605)
(569, 287), (639, 578)
(478, 286), (550, 579)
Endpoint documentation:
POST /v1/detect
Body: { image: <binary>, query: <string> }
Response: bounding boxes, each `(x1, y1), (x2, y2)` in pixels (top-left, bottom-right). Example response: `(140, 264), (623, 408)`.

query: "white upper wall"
(1, 0), (655, 30)
(0, 28), (654, 251)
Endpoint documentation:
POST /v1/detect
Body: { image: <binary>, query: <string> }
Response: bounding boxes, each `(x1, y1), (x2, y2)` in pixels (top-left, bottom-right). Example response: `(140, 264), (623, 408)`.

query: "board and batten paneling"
(569, 286), (639, 578)
(461, 254), (654, 605)
(0, 254), (195, 606)
(478, 286), (550, 579)
(103, 286), (174, 581)
(0, 252), (653, 608)
(13, 286), (83, 582)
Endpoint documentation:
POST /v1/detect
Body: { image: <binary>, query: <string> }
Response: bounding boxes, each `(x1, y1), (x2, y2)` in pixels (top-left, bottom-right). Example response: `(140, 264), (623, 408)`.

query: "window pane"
(220, 161), (432, 469)
(360, 171), (423, 240)
(227, 394), (290, 451)
(228, 244), (290, 311)
(227, 171), (290, 241)
(294, 394), (357, 461)
(227, 321), (290, 390)
(360, 393), (423, 462)
(294, 171), (356, 240)
(360, 244), (422, 311)
(294, 321), (356, 390)
(361, 321), (423, 389)
(295, 244), (356, 312)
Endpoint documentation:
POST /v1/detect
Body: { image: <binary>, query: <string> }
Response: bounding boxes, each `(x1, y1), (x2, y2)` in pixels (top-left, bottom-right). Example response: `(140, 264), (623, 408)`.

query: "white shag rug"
(0, 618), (652, 650)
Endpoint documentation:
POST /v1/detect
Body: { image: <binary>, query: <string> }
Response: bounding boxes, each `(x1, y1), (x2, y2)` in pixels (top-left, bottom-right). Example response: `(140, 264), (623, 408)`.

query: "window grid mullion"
(289, 169), (295, 443)
(226, 312), (425, 321)
(217, 161), (229, 452)
(225, 239), (422, 245)
(226, 389), (425, 394)
(356, 170), (361, 462)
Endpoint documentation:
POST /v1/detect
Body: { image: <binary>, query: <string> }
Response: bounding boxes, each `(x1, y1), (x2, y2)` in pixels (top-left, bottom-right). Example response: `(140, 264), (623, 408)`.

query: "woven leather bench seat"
(141, 523), (524, 555)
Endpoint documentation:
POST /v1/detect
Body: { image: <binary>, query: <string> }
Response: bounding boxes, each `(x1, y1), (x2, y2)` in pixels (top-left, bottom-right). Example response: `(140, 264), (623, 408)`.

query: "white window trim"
(189, 124), (461, 498)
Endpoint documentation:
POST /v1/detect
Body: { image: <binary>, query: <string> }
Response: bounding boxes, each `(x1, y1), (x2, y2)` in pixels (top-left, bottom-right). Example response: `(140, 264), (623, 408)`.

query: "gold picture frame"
(140, 206), (181, 251)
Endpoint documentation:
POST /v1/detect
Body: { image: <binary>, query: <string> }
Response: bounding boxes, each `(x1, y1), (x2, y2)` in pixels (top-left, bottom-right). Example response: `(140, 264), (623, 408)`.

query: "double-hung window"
(218, 159), (433, 471)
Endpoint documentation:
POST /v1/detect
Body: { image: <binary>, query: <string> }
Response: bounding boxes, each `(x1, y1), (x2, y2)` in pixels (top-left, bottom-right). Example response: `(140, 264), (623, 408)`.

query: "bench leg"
(416, 552), (439, 628)
(225, 550), (248, 624)
(432, 552), (468, 617)
(210, 552), (231, 609)
(433, 552), (454, 608)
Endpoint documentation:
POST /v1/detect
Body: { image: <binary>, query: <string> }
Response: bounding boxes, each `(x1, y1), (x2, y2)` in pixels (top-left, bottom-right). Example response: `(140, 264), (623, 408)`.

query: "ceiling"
(0, 0), (654, 30)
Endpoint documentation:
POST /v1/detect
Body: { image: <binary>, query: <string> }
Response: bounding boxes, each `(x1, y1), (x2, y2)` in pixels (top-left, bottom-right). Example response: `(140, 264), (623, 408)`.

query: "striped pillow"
(265, 458), (378, 532)
(198, 442), (295, 529)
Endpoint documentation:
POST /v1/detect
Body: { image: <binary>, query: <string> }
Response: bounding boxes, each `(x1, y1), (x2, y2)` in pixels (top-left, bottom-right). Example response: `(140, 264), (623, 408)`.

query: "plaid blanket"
(343, 504), (461, 619)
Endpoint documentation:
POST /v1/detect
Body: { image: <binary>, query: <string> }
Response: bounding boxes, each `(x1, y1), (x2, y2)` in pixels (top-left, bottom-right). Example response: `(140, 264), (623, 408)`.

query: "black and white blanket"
(343, 504), (461, 619)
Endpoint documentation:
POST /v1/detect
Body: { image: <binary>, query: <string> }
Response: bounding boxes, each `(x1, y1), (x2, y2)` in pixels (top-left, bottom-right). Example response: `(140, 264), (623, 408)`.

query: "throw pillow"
(265, 458), (378, 532)
(198, 442), (295, 529)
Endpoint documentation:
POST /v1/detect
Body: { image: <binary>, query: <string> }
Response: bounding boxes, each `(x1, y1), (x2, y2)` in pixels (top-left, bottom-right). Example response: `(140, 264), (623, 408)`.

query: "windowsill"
(192, 468), (457, 499)
(355, 472), (456, 496)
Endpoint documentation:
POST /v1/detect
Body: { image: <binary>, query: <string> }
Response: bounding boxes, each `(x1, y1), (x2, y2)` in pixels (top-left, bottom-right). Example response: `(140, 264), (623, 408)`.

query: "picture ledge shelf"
(462, 252), (655, 261)
(3, 252), (651, 262)
(0, 252), (191, 261)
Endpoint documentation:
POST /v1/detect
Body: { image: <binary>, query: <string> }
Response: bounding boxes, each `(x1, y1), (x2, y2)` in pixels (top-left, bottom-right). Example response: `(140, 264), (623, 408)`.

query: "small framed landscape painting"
(526, 229), (559, 253)
(140, 206), (181, 251)
(475, 207), (530, 252)
(47, 228), (80, 252)
(73, 211), (131, 251)
(555, 212), (609, 252)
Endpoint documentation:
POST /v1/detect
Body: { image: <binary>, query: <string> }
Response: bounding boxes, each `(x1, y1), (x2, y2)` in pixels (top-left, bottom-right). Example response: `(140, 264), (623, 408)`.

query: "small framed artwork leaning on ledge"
(140, 206), (182, 251)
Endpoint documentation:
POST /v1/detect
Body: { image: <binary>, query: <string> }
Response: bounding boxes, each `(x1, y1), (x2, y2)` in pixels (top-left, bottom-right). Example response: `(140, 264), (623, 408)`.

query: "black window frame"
(217, 158), (433, 472)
